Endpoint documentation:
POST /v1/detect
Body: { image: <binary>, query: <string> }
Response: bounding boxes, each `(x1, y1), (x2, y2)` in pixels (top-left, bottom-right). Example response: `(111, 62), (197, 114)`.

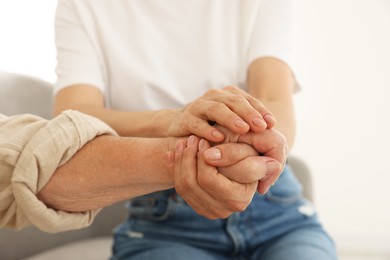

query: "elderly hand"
(171, 136), (259, 219)
(167, 86), (276, 143)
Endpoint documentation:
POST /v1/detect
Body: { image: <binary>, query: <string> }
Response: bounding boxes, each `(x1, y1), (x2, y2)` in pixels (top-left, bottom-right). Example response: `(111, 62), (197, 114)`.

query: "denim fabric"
(111, 165), (338, 260)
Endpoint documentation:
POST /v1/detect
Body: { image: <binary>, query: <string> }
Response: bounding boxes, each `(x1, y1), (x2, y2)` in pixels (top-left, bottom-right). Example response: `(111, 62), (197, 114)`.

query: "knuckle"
(182, 117), (208, 135)
(247, 94), (261, 104)
(186, 119), (202, 132)
(226, 95), (237, 104)
(273, 129), (287, 142)
(236, 94), (247, 103)
(180, 119), (192, 134)
(223, 85), (238, 92)
(228, 94), (246, 105)
(204, 88), (220, 97)
(267, 129), (287, 148)
(277, 131), (287, 143)
(180, 124), (190, 135)
(178, 117), (190, 130)
(207, 102), (225, 114)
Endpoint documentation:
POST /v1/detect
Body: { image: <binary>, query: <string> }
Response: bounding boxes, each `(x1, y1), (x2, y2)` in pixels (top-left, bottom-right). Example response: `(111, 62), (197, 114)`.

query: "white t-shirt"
(55, 0), (296, 111)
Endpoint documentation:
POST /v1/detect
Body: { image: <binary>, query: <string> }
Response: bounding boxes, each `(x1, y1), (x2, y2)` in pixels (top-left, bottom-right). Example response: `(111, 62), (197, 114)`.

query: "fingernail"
(187, 135), (195, 146)
(211, 130), (224, 140)
(264, 114), (275, 125)
(204, 148), (222, 160)
(198, 139), (205, 150)
(266, 161), (280, 175)
(252, 117), (266, 127)
(234, 119), (248, 128)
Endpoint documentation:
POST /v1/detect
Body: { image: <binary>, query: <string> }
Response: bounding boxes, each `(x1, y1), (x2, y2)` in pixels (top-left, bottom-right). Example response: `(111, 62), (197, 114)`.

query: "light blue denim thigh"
(111, 165), (338, 260)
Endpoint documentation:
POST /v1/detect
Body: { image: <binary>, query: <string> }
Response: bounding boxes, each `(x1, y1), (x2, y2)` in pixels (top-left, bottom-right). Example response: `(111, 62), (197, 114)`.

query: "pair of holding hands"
(167, 86), (287, 219)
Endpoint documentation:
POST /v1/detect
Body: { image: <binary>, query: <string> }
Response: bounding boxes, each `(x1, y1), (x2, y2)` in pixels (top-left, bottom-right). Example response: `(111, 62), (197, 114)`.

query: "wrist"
(154, 108), (179, 137)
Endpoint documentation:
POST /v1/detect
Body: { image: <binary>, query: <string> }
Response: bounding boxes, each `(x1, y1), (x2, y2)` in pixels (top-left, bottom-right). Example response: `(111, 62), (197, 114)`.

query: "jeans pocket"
(127, 190), (175, 221)
(265, 164), (303, 205)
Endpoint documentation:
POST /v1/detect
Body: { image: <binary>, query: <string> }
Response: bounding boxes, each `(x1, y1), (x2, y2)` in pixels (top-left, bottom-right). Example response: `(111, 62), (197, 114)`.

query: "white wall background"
(292, 0), (390, 256)
(1, 0), (389, 257)
(0, 0), (57, 82)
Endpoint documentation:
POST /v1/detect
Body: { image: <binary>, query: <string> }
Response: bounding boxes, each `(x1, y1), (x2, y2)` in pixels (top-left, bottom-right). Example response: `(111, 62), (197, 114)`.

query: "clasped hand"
(167, 85), (276, 142)
(167, 86), (287, 219)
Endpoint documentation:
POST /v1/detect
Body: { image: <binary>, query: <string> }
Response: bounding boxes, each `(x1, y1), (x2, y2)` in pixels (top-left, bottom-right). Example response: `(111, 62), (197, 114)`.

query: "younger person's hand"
(167, 86), (276, 143)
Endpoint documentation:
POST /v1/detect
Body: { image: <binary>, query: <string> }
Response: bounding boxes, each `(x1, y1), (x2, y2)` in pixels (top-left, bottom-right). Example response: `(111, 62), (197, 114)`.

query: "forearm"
(70, 106), (176, 137)
(248, 57), (296, 150)
(54, 84), (279, 143)
(37, 135), (178, 212)
(54, 84), (176, 137)
(259, 99), (295, 150)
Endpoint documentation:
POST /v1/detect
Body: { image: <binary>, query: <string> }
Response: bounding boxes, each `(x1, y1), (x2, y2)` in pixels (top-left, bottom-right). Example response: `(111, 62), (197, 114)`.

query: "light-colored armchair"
(0, 72), (313, 260)
(0, 71), (53, 119)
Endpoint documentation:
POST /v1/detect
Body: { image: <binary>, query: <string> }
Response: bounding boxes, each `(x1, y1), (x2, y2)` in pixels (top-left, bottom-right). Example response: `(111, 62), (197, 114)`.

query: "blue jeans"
(111, 165), (337, 260)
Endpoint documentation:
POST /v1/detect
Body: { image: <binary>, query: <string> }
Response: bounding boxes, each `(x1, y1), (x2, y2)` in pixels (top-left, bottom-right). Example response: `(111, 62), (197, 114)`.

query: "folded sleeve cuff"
(10, 110), (117, 232)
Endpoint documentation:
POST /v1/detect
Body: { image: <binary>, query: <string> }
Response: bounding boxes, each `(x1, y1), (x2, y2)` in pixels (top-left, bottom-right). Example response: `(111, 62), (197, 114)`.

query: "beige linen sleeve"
(0, 110), (117, 233)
